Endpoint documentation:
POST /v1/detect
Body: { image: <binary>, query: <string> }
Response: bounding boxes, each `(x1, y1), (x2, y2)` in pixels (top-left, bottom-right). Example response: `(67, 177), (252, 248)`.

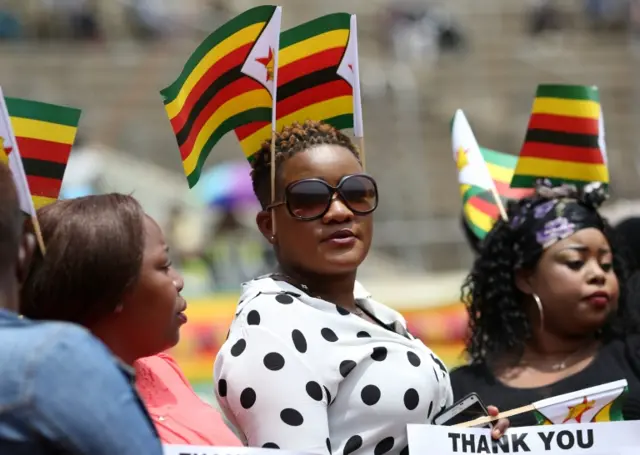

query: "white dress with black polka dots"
(214, 276), (453, 455)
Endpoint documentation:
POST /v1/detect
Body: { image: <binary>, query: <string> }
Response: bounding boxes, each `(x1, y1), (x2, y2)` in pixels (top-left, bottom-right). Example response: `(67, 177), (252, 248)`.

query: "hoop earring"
(533, 293), (544, 329)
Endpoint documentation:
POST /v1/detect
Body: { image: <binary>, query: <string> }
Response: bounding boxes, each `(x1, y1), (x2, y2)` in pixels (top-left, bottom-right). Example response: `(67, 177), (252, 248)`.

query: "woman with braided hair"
(214, 120), (507, 454)
(451, 181), (640, 426)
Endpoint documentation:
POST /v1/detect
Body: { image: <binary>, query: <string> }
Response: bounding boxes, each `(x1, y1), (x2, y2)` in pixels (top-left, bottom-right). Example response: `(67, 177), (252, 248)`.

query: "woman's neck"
(277, 265), (358, 311)
(523, 329), (598, 363)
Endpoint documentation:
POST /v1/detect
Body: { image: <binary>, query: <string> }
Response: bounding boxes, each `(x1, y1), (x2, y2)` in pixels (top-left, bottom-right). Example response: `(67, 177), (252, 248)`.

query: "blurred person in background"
(451, 183), (640, 426)
(528, 0), (563, 36)
(614, 217), (640, 306)
(215, 121), (508, 453)
(0, 165), (162, 454)
(20, 194), (240, 446)
(206, 208), (269, 292)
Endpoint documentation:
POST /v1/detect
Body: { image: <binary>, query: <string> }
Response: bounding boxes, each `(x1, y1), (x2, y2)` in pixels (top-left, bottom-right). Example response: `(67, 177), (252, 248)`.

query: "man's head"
(0, 163), (35, 312)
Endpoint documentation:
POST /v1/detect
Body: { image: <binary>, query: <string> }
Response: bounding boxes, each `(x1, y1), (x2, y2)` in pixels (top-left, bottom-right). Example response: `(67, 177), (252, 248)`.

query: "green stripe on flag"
(5, 98), (81, 127)
(480, 148), (518, 169)
(535, 85), (600, 102)
(280, 12), (351, 48)
(510, 174), (609, 190)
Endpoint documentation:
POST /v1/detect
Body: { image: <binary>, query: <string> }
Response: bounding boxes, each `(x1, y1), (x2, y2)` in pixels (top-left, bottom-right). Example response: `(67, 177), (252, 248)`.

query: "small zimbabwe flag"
(237, 12), (357, 157)
(161, 5), (282, 188)
(6, 97), (81, 209)
(511, 84), (608, 189)
(465, 148), (535, 239)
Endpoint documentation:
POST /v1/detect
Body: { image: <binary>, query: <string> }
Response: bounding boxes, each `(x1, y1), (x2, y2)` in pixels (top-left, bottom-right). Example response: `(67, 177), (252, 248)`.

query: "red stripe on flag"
(277, 79), (352, 119)
(170, 43), (252, 132)
(178, 77), (264, 160)
(27, 175), (61, 199)
(520, 142), (604, 164)
(528, 113), (599, 136)
(235, 120), (270, 142)
(493, 181), (535, 200)
(16, 137), (71, 165)
(278, 47), (346, 86)
(469, 195), (499, 218)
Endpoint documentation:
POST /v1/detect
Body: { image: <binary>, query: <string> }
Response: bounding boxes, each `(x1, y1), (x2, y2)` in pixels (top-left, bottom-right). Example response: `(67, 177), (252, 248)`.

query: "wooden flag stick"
(270, 130), (277, 236)
(455, 403), (535, 428)
(30, 214), (46, 255)
(490, 186), (509, 222)
(358, 136), (366, 170)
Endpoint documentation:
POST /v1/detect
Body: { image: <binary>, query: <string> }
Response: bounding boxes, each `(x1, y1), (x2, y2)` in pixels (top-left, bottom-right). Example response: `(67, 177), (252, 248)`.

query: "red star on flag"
(348, 63), (353, 72)
(255, 47), (275, 82)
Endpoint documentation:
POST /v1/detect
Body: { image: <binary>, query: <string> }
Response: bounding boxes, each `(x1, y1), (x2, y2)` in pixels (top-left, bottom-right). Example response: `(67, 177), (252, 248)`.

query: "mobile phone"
(432, 393), (493, 429)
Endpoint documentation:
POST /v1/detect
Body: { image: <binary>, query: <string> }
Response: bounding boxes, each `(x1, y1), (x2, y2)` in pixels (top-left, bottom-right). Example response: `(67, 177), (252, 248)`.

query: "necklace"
(270, 272), (365, 317)
(523, 343), (596, 371)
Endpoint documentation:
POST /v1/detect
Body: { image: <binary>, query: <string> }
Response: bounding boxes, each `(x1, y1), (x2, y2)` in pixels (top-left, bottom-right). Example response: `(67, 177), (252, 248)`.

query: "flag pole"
(269, 7), (282, 237)
(351, 15), (365, 170)
(490, 186), (509, 222)
(31, 214), (47, 255)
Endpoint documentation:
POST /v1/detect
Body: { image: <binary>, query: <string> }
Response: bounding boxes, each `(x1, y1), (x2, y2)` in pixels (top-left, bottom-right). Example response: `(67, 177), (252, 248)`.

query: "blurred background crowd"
(3, 0), (640, 396)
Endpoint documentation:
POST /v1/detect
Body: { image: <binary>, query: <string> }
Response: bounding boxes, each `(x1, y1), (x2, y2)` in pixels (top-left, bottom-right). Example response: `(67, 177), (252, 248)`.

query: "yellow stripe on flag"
(165, 22), (267, 119)
(239, 95), (353, 159)
(486, 162), (512, 185)
(10, 117), (77, 145)
(279, 29), (350, 67)
(532, 97), (600, 120)
(515, 157), (609, 182)
(464, 202), (493, 234)
(459, 184), (471, 198)
(183, 89), (272, 175)
(593, 402), (613, 423)
(32, 195), (57, 209)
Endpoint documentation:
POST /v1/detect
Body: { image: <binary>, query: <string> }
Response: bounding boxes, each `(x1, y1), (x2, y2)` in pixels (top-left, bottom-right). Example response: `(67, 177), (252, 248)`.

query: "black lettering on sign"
(492, 435), (510, 453)
(510, 433), (531, 452)
(537, 431), (555, 451)
(476, 435), (491, 454)
(556, 430), (574, 450)
(576, 429), (594, 449)
(449, 433), (461, 452)
(462, 434), (475, 453)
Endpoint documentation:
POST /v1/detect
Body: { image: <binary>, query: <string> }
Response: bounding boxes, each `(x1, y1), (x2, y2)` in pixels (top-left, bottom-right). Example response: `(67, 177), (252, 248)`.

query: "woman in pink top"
(136, 353), (240, 445)
(20, 194), (241, 447)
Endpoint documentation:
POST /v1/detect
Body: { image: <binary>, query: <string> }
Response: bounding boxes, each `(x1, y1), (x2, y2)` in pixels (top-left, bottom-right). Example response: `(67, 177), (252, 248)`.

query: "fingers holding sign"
(487, 405), (510, 439)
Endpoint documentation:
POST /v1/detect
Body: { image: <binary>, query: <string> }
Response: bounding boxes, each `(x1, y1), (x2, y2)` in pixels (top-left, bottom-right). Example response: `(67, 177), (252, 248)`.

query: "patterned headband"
(510, 180), (608, 267)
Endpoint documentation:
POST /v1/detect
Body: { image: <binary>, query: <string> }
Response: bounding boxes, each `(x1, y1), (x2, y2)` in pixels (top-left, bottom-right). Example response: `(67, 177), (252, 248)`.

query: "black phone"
(432, 393), (493, 429)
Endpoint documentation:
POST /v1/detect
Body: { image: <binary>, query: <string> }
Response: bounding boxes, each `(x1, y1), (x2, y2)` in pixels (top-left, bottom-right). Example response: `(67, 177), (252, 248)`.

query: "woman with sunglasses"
(214, 121), (508, 454)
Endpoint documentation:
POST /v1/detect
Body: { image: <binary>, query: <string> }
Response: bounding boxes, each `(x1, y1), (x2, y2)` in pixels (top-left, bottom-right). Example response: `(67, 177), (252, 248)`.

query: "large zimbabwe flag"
(237, 13), (356, 158)
(161, 5), (282, 188)
(511, 84), (608, 189)
(6, 97), (81, 208)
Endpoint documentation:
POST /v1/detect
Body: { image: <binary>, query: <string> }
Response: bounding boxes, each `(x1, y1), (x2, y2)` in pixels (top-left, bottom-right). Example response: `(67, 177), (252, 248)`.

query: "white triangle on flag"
(451, 109), (494, 190)
(0, 87), (36, 216)
(336, 15), (364, 137)
(240, 6), (282, 99)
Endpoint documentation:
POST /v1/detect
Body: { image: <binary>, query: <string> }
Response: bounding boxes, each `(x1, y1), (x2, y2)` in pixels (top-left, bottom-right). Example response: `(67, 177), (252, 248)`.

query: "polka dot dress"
(214, 277), (453, 455)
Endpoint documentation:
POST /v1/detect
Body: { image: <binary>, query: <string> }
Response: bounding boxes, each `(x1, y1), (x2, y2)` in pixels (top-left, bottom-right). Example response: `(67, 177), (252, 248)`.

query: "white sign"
(163, 446), (314, 455)
(408, 422), (640, 455)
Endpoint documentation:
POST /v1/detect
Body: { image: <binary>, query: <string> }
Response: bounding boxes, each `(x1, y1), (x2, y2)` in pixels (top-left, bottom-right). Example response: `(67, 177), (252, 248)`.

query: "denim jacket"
(0, 310), (163, 454)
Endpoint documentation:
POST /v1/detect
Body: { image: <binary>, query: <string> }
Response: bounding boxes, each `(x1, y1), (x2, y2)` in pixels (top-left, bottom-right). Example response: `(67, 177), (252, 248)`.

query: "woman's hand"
(487, 406), (510, 439)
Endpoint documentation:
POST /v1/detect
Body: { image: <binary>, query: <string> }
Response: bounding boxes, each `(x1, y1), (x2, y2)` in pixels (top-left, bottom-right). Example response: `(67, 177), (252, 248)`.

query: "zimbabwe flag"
(6, 97), (81, 209)
(161, 5), (282, 188)
(465, 148), (534, 239)
(511, 84), (608, 189)
(237, 13), (356, 158)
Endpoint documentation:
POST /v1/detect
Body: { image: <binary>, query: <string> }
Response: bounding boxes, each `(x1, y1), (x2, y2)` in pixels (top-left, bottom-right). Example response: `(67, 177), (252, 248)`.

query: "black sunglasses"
(267, 174), (379, 221)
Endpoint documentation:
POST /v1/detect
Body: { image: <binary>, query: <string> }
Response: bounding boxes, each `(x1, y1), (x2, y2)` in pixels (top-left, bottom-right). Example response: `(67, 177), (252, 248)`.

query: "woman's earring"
(533, 293), (545, 329)
(270, 235), (276, 243)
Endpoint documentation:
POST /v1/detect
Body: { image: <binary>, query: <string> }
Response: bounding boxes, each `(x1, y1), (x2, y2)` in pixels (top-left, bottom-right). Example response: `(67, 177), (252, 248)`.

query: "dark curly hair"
(250, 120), (360, 209)
(462, 185), (639, 366)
